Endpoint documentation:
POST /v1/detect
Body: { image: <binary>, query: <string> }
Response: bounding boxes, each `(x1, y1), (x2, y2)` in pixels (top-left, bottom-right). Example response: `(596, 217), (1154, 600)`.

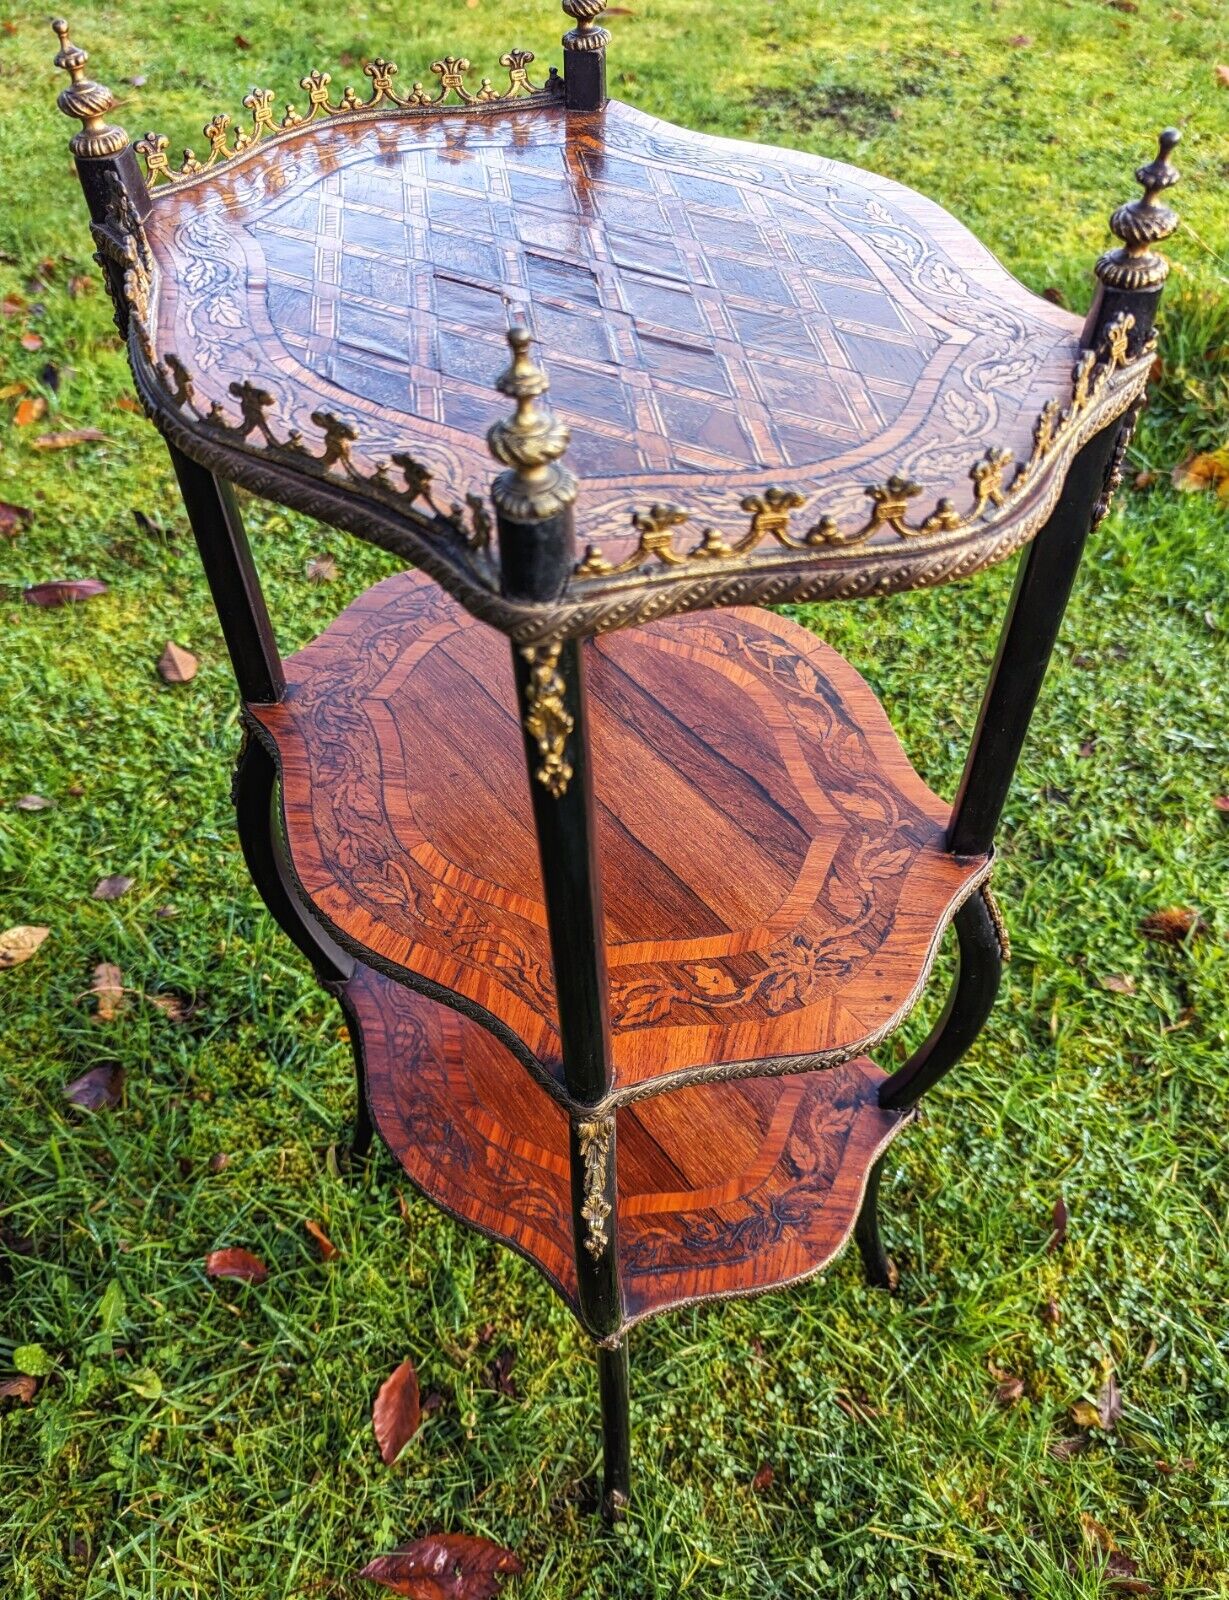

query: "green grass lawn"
(2, 2), (1228, 1595)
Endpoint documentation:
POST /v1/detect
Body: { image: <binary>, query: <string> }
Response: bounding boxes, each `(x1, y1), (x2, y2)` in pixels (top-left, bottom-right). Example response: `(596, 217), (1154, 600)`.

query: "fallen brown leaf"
(359, 1534), (523, 1598)
(0, 381), (27, 400)
(1048, 1433), (1088, 1461)
(68, 273), (94, 297)
(63, 1064), (123, 1110)
(1172, 447), (1229, 498)
(306, 554), (337, 583)
(305, 1218), (339, 1261)
(752, 1462), (775, 1492)
(116, 394), (142, 413)
(1047, 1194), (1068, 1253)
(147, 990), (195, 1024)
(1099, 973), (1136, 995)
(1107, 1551), (1152, 1593)
(14, 396), (46, 426)
(157, 641), (198, 683)
(1140, 906), (1202, 945)
(235, 32), (251, 48)
(373, 1358), (421, 1465)
(15, 794), (53, 811)
(1, 294), (25, 317)
(996, 1375), (1025, 1406)
(1216, 64), (1229, 87)
(1097, 1374), (1123, 1430)
(92, 875), (134, 901)
(204, 1247), (268, 1285)
(0, 925), (50, 969)
(89, 961), (125, 1022)
(0, 502), (32, 538)
(23, 578), (107, 607)
(0, 1375), (39, 1404)
(1041, 1297), (1061, 1328)
(20, 331), (44, 353)
(208, 1152), (230, 1173)
(1131, 469), (1155, 490)
(32, 428), (107, 450)
(1009, 32), (1033, 45)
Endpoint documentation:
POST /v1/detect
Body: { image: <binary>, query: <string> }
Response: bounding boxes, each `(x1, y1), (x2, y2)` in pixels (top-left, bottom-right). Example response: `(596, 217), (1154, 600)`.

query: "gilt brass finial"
(51, 18), (130, 159)
(562, 0), (611, 52)
(1096, 128), (1181, 292)
(487, 325), (578, 523)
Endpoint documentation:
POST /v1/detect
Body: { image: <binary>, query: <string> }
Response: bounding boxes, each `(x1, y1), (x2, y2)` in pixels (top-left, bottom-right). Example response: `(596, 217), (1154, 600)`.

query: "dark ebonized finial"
(1096, 128), (1181, 292)
(488, 325), (578, 524)
(51, 18), (130, 159)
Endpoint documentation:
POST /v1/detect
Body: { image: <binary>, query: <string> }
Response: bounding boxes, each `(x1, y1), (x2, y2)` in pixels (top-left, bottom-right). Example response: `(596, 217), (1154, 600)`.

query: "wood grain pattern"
(250, 571), (989, 1105)
(350, 962), (908, 1332)
(143, 98), (1089, 567)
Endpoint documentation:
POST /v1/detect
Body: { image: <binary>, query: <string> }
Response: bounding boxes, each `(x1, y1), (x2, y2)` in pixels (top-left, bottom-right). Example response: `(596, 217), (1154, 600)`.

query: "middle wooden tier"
(250, 570), (990, 1109)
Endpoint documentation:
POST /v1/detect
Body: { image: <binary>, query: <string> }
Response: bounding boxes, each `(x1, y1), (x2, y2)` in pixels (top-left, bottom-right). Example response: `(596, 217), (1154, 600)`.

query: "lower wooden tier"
(345, 964), (910, 1334)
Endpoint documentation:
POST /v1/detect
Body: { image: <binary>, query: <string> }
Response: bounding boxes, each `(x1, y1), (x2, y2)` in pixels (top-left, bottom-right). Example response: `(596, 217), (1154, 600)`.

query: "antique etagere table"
(52, 4), (1178, 1522)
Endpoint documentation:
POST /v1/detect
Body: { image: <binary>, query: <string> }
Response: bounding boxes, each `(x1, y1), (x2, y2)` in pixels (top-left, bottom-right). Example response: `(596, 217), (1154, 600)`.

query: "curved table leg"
(853, 1157), (898, 1291)
(854, 890), (1004, 1287)
(232, 733), (369, 1154)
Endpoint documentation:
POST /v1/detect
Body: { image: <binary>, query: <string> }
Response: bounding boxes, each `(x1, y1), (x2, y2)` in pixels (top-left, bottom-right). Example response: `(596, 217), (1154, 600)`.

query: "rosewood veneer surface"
(251, 570), (989, 1104)
(138, 98), (1127, 608)
(349, 963), (907, 1331)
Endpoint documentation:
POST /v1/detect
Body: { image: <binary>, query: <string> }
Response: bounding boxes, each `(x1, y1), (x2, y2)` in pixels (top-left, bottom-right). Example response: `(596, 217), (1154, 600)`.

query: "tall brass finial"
(487, 325), (578, 523)
(1096, 128), (1181, 292)
(52, 19), (129, 158)
(561, 0), (611, 53)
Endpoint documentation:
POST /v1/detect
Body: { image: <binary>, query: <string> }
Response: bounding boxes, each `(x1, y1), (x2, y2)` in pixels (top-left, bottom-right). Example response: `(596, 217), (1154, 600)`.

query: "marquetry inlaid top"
(124, 98), (1150, 638)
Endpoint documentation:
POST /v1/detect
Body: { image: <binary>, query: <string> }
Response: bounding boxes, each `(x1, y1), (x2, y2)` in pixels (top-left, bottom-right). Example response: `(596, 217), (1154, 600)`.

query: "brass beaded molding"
(129, 48), (552, 190)
(574, 313), (1143, 580)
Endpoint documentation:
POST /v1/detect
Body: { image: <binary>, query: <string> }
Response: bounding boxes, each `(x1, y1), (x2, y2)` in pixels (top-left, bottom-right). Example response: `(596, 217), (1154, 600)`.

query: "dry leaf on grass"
(0, 1375), (39, 1404)
(304, 1219), (338, 1261)
(1172, 447), (1229, 497)
(88, 962), (125, 1021)
(373, 1358), (421, 1465)
(996, 1375), (1025, 1406)
(0, 926), (50, 969)
(13, 395), (46, 426)
(1072, 1375), (1123, 1432)
(1140, 906), (1203, 944)
(1216, 64), (1229, 86)
(0, 501), (32, 537)
(359, 1533), (523, 1598)
(147, 990), (195, 1024)
(751, 1462), (775, 1492)
(1047, 1194), (1068, 1253)
(204, 1247), (268, 1285)
(24, 578), (107, 606)
(32, 429), (107, 450)
(20, 332), (44, 352)
(63, 1064), (123, 1110)
(306, 554), (338, 583)
(1099, 973), (1137, 995)
(15, 794), (53, 811)
(157, 641), (198, 683)
(92, 875), (134, 901)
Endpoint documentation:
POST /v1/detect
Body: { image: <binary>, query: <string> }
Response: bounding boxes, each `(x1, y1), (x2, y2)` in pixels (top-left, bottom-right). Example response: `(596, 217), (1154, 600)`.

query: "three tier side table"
(50, 3), (1179, 1522)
